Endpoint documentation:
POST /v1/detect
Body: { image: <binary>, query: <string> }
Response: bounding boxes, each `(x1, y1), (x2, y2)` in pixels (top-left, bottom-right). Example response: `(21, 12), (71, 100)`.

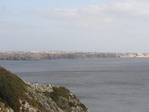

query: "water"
(1, 58), (149, 112)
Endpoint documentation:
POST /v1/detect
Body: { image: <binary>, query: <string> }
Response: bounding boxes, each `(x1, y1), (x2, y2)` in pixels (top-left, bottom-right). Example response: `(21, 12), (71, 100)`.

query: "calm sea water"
(1, 58), (149, 112)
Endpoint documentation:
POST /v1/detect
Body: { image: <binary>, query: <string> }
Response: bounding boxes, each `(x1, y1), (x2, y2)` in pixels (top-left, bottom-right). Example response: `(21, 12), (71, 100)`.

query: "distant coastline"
(0, 51), (149, 60)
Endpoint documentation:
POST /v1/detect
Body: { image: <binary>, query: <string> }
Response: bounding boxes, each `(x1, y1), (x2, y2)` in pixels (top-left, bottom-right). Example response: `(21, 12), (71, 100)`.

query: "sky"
(0, 0), (149, 53)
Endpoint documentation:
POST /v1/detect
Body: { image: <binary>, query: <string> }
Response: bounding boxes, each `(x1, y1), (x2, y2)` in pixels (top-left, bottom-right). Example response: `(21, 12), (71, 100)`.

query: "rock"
(0, 67), (89, 112)
(0, 101), (14, 112)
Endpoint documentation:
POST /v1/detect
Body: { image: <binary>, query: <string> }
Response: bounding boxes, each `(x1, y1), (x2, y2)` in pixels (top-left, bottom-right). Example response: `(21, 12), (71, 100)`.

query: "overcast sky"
(0, 0), (149, 52)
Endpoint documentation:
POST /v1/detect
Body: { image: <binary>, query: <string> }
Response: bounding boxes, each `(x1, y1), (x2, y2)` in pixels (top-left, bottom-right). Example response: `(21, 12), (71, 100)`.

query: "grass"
(0, 67), (28, 111)
(0, 67), (28, 112)
(50, 87), (70, 100)
(0, 66), (87, 112)
(44, 86), (71, 110)
(44, 86), (70, 101)
(0, 67), (48, 112)
(44, 86), (87, 111)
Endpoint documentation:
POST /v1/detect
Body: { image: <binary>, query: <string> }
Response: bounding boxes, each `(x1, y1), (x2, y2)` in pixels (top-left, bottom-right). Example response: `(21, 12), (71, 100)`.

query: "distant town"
(0, 51), (149, 60)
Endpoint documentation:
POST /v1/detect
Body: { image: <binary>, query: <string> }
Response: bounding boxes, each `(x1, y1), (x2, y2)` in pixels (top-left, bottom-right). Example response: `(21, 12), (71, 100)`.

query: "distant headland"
(0, 51), (149, 60)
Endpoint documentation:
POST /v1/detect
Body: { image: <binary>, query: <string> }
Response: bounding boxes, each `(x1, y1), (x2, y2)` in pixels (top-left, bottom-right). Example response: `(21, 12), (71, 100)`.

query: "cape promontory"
(0, 67), (89, 112)
(1, 51), (149, 61)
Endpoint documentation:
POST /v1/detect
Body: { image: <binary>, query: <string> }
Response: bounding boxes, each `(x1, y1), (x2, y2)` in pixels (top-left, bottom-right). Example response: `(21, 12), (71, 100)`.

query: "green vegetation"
(44, 86), (72, 111)
(0, 67), (47, 112)
(0, 97), (2, 102)
(44, 86), (70, 101)
(50, 87), (70, 100)
(0, 66), (88, 112)
(78, 103), (87, 110)
(44, 86), (87, 111)
(0, 66), (27, 112)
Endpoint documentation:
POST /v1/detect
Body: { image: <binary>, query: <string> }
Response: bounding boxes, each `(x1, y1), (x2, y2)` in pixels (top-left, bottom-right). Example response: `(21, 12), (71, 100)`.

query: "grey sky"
(0, 0), (149, 52)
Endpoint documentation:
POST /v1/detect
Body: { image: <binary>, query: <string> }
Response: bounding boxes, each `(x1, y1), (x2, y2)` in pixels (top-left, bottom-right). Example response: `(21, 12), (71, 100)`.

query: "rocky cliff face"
(1, 51), (149, 61)
(0, 51), (119, 60)
(0, 67), (89, 112)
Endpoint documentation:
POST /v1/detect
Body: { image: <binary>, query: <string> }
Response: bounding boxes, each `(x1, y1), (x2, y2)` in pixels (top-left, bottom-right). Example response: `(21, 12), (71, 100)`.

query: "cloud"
(107, 0), (149, 19)
(0, 7), (19, 16)
(36, 5), (112, 23)
(36, 0), (149, 24)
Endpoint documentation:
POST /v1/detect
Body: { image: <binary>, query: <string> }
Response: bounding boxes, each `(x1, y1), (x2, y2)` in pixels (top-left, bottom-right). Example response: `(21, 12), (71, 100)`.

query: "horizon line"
(0, 50), (149, 54)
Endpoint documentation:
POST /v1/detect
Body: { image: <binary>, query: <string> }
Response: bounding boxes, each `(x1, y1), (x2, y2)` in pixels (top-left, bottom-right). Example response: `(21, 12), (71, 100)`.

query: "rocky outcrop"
(0, 67), (89, 112)
(0, 101), (14, 112)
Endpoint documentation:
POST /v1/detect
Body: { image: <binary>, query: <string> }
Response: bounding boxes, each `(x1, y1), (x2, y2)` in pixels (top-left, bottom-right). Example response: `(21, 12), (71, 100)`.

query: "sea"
(1, 58), (149, 112)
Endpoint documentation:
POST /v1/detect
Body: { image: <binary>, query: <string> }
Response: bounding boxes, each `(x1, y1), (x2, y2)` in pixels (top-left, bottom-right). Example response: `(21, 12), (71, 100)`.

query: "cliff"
(0, 51), (149, 61)
(0, 51), (118, 60)
(0, 67), (88, 112)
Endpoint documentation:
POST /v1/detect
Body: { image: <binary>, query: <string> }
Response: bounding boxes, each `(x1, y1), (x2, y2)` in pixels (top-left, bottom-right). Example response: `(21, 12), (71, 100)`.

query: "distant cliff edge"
(0, 67), (89, 112)
(0, 51), (149, 60)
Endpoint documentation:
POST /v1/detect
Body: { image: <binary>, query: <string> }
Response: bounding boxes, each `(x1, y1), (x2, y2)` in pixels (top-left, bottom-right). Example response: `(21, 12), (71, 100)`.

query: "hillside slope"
(0, 67), (88, 112)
